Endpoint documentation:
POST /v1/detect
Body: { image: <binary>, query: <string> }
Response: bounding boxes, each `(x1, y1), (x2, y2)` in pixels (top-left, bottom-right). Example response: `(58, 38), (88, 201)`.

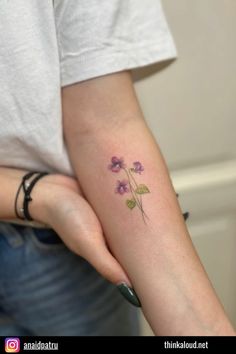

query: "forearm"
(0, 167), (29, 220)
(63, 72), (235, 335)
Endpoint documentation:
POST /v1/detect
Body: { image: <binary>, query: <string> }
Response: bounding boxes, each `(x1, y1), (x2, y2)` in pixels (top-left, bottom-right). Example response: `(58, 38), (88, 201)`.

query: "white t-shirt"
(0, 0), (177, 176)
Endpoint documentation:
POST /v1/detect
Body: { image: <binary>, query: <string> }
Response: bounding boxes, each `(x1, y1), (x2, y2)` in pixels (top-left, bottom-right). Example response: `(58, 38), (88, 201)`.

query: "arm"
(62, 71), (235, 336)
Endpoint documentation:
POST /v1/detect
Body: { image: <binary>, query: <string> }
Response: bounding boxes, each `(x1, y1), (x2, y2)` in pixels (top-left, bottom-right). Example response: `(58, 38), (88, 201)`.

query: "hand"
(31, 174), (132, 286)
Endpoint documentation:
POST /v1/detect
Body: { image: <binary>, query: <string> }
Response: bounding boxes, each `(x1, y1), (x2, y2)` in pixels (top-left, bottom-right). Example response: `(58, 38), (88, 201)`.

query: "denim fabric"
(0, 222), (139, 336)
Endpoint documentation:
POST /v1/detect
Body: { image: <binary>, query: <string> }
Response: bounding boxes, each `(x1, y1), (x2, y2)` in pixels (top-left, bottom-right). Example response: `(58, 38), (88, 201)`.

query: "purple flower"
(108, 156), (126, 173)
(133, 161), (144, 174)
(115, 180), (130, 195)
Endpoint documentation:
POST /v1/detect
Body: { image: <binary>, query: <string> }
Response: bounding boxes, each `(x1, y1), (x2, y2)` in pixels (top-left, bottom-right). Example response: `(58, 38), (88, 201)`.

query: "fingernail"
(117, 282), (141, 307)
(183, 211), (190, 221)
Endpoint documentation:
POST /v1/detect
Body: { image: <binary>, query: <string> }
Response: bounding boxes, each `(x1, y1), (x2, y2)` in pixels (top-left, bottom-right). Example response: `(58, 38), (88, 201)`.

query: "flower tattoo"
(115, 180), (130, 195)
(132, 161), (144, 174)
(108, 156), (126, 172)
(108, 156), (150, 223)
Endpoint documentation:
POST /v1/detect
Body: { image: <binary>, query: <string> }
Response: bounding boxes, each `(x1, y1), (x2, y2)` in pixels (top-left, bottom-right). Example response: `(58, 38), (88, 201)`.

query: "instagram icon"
(5, 338), (20, 353)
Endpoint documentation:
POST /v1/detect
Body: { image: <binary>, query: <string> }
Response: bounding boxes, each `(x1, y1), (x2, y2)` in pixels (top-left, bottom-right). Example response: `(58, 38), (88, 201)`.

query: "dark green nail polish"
(117, 282), (141, 307)
(183, 211), (190, 221)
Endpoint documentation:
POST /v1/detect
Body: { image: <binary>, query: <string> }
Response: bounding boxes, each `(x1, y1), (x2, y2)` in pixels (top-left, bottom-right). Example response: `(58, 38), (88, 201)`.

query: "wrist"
(0, 167), (79, 226)
(28, 174), (62, 225)
(28, 174), (80, 226)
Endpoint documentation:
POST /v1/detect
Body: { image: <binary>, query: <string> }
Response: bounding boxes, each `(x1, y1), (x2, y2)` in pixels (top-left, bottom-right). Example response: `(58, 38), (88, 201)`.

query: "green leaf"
(126, 199), (136, 209)
(135, 184), (150, 194)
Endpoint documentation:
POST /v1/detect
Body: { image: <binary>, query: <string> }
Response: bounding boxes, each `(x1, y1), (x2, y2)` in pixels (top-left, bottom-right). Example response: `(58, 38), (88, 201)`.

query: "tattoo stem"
(123, 168), (148, 223)
(128, 168), (143, 212)
(127, 169), (149, 220)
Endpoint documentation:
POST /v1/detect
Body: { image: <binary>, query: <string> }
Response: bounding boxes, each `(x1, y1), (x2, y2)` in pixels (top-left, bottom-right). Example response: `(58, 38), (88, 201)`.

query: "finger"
(79, 237), (132, 286)
(82, 241), (141, 307)
(56, 215), (133, 286)
(49, 192), (141, 306)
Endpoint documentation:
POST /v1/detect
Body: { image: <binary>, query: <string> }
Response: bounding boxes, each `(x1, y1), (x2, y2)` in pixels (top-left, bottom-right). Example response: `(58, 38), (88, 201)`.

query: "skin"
(0, 71), (235, 335)
(62, 71), (235, 336)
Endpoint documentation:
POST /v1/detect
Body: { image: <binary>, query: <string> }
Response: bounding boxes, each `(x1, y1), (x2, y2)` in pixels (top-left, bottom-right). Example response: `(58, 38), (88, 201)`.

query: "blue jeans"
(0, 222), (139, 336)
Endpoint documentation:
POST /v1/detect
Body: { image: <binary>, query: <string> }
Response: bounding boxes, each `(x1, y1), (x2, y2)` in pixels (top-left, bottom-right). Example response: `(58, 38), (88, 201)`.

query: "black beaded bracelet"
(14, 171), (39, 220)
(22, 172), (48, 221)
(14, 171), (48, 221)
